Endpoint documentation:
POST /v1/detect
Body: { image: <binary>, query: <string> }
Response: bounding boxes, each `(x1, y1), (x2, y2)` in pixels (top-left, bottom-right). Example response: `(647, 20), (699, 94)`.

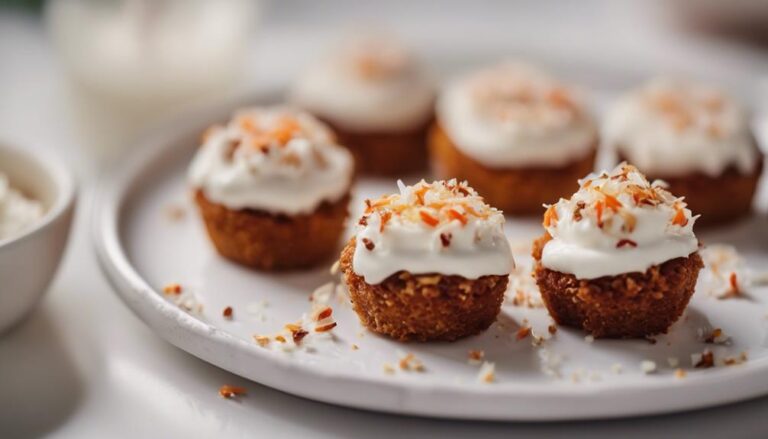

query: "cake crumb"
(516, 326), (531, 341)
(219, 385), (247, 399)
(548, 324), (557, 335)
(382, 363), (395, 374)
(703, 327), (729, 344)
(398, 352), (425, 372)
(222, 306), (233, 319)
(162, 283), (182, 295)
(693, 350), (715, 368)
(467, 350), (485, 365)
(584, 335), (595, 344)
(641, 360), (657, 374)
(351, 344), (359, 351)
(253, 335), (270, 347)
(723, 351), (748, 366)
(674, 368), (687, 379)
(478, 362), (496, 383)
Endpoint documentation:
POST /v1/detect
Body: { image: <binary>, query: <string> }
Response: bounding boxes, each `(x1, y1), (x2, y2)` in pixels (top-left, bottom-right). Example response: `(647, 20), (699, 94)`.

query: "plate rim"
(93, 91), (768, 421)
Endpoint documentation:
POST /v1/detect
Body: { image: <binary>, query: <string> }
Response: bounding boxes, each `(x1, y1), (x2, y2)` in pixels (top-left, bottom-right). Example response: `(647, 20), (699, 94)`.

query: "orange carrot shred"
(446, 208), (468, 225)
(419, 210), (439, 227)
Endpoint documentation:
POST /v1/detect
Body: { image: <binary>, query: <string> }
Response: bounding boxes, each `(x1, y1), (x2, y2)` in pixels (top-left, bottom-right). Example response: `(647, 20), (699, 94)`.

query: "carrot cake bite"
(604, 78), (763, 226)
(532, 163), (704, 338)
(430, 62), (598, 215)
(188, 106), (354, 270)
(290, 34), (435, 176)
(340, 180), (513, 341)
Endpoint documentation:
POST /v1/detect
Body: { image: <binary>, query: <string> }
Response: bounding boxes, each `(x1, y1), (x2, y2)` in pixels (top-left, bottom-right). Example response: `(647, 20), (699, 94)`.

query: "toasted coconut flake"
(477, 362), (496, 383)
(253, 335), (270, 347)
(640, 360), (657, 374)
(693, 350), (715, 368)
(219, 385), (247, 399)
(724, 352), (748, 366)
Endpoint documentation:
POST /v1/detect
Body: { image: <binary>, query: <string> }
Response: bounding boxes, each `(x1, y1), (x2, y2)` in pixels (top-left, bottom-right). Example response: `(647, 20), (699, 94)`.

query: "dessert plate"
(95, 90), (768, 421)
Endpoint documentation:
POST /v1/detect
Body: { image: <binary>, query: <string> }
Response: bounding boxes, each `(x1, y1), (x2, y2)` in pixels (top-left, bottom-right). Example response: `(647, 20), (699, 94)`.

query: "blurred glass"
(45, 0), (258, 160)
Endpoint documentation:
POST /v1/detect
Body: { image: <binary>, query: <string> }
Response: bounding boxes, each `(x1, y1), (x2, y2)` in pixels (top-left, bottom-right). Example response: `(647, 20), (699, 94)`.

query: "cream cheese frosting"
(352, 179), (514, 284)
(436, 62), (597, 168)
(289, 34), (435, 132)
(541, 163), (699, 279)
(604, 77), (758, 177)
(188, 107), (354, 215)
(0, 173), (44, 241)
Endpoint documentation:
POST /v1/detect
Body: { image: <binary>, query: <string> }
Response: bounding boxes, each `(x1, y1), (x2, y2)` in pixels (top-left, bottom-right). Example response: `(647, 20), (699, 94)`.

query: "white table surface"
(2, 2), (768, 437)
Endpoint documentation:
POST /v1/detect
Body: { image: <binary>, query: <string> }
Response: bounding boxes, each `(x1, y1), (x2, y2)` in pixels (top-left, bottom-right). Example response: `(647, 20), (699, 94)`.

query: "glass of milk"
(45, 0), (258, 161)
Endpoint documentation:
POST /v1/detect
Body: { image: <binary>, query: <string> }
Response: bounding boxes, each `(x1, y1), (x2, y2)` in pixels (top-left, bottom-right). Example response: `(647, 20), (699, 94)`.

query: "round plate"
(95, 89), (768, 421)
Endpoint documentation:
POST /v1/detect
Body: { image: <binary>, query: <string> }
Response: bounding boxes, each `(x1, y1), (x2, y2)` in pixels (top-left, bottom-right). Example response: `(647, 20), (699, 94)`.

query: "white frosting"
(352, 179), (513, 284)
(437, 62), (597, 168)
(605, 77), (758, 177)
(188, 107), (354, 215)
(290, 35), (435, 132)
(541, 163), (699, 279)
(0, 173), (44, 241)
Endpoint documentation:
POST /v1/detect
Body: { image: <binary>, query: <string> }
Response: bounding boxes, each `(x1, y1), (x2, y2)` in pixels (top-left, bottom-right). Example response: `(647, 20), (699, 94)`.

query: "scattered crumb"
(478, 362), (496, 383)
(222, 306), (233, 319)
(724, 352), (748, 366)
(693, 350), (715, 368)
(162, 283), (182, 295)
(467, 350), (485, 365)
(329, 259), (340, 275)
(548, 324), (557, 335)
(219, 385), (247, 399)
(641, 360), (657, 374)
(584, 335), (595, 344)
(383, 363), (395, 374)
(253, 335), (270, 347)
(351, 344), (359, 351)
(703, 327), (730, 345)
(398, 352), (425, 372)
(309, 282), (335, 304)
(538, 348), (563, 378)
(516, 326), (531, 341)
(674, 369), (687, 379)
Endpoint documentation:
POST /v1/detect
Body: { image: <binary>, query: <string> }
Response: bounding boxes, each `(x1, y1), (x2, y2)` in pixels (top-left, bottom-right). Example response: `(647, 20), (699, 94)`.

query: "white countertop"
(2, 2), (768, 437)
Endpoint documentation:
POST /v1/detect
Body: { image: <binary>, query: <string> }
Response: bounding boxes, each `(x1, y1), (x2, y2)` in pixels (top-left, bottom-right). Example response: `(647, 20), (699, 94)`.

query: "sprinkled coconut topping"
(541, 163), (699, 279)
(352, 180), (513, 284)
(437, 62), (596, 168)
(359, 179), (495, 231)
(290, 34), (434, 132)
(605, 77), (758, 177)
(188, 106), (353, 215)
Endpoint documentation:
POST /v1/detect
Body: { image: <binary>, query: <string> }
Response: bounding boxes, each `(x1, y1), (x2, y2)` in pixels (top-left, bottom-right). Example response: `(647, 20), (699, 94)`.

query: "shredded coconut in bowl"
(0, 173), (44, 241)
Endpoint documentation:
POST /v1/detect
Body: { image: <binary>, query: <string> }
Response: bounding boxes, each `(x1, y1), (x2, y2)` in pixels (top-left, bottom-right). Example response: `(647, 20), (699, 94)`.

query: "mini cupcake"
(532, 163), (703, 338)
(188, 107), (354, 270)
(290, 34), (435, 176)
(604, 78), (763, 226)
(430, 62), (598, 215)
(340, 180), (513, 341)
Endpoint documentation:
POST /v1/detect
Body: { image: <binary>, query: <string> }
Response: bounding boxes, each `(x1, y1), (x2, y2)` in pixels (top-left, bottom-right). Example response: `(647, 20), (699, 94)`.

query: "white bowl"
(0, 145), (76, 333)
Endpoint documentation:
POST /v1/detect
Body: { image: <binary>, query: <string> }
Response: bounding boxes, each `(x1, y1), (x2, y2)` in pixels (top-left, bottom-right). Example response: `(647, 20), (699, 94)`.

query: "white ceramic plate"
(95, 87), (768, 421)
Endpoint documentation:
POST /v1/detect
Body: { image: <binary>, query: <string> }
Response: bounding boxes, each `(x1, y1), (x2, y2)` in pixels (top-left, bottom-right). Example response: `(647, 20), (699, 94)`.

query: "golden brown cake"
(532, 163), (703, 338)
(340, 179), (513, 341)
(431, 62), (598, 215)
(188, 106), (354, 270)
